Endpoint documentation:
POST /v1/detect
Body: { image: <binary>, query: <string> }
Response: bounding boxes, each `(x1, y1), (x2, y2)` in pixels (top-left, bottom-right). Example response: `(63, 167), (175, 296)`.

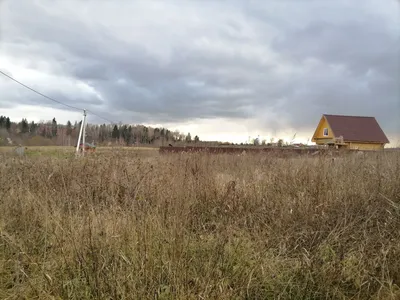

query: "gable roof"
(323, 114), (389, 143)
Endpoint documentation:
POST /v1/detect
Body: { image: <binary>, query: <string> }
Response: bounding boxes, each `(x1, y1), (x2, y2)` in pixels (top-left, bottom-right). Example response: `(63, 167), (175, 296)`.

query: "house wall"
(312, 117), (335, 144)
(347, 142), (384, 150)
(315, 138), (334, 145)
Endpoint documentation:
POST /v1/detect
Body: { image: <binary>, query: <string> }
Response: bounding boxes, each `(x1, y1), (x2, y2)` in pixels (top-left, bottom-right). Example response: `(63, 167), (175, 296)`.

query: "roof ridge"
(323, 114), (376, 119)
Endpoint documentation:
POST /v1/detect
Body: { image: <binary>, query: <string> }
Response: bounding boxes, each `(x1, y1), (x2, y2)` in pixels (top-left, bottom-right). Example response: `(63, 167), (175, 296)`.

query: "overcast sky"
(0, 0), (399, 144)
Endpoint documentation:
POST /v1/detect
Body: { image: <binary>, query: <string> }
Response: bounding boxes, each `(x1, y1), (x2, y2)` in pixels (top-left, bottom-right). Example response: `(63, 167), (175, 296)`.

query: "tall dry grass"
(0, 151), (399, 299)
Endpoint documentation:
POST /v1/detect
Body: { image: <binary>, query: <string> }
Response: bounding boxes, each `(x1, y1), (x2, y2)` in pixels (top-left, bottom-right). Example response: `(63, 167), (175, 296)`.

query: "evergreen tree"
(121, 125), (128, 144)
(66, 120), (72, 136)
(0, 116), (5, 128)
(194, 135), (200, 143)
(20, 118), (29, 134)
(121, 125), (132, 145)
(29, 121), (38, 135)
(112, 125), (120, 140)
(142, 126), (149, 144)
(126, 125), (132, 145)
(65, 120), (72, 146)
(52, 118), (57, 137)
(5, 117), (11, 131)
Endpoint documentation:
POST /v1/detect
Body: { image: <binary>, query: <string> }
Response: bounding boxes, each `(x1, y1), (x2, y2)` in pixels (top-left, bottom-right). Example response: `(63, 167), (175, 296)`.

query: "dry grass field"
(0, 148), (399, 299)
(0, 146), (158, 158)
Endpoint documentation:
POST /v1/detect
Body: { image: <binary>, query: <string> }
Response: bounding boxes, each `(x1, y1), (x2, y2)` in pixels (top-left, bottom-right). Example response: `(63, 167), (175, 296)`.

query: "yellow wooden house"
(312, 114), (389, 150)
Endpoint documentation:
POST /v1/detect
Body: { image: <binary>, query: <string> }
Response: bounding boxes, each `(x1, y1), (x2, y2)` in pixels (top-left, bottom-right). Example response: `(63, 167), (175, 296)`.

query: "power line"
(86, 109), (117, 125)
(0, 69), (118, 125)
(0, 69), (84, 111)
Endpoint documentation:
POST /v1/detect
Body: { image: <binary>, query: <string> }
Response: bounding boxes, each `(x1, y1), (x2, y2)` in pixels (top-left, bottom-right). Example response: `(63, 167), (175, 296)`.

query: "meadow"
(0, 147), (399, 299)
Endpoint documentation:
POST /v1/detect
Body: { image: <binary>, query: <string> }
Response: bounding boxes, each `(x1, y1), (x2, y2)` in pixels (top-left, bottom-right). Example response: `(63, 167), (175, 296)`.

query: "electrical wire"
(0, 69), (84, 111)
(0, 69), (118, 125)
(86, 109), (117, 125)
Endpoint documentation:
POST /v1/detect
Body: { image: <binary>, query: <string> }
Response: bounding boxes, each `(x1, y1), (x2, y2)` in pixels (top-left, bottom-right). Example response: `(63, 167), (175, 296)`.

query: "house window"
(323, 128), (329, 136)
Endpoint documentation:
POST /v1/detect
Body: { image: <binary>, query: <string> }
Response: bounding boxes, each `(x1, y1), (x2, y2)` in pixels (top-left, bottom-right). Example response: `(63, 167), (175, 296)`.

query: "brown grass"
(0, 150), (399, 299)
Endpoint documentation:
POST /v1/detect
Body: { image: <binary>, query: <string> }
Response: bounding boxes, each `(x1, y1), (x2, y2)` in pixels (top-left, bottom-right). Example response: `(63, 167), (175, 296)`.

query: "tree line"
(0, 115), (200, 147)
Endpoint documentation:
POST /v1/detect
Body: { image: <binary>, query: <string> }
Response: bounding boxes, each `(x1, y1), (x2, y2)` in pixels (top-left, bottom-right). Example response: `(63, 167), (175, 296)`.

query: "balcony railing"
(334, 136), (344, 144)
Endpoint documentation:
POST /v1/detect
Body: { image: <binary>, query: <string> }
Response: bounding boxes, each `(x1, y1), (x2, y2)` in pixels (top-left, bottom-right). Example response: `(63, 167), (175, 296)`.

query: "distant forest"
(0, 115), (200, 147)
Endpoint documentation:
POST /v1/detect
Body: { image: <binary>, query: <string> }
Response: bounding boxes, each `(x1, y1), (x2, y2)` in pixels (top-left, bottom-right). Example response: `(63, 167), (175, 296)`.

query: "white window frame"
(323, 128), (329, 136)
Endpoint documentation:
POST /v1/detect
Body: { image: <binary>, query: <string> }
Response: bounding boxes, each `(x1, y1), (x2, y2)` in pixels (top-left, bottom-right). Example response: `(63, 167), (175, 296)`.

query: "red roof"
(324, 114), (389, 143)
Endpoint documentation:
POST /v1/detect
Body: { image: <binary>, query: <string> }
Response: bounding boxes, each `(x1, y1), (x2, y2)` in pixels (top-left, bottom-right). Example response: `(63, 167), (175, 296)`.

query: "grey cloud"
(271, 16), (400, 132)
(272, 20), (399, 77)
(0, 0), (399, 136)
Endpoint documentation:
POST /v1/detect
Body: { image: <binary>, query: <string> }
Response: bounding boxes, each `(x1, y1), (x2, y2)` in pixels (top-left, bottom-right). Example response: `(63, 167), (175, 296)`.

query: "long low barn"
(159, 146), (344, 156)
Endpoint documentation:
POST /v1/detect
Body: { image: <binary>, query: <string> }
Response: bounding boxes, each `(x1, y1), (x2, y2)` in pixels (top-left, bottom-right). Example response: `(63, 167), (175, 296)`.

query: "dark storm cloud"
(273, 19), (399, 76)
(270, 15), (400, 131)
(0, 0), (399, 135)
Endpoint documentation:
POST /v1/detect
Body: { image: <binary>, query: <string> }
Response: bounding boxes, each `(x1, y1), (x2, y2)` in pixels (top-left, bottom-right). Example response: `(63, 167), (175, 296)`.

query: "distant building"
(311, 114), (389, 150)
